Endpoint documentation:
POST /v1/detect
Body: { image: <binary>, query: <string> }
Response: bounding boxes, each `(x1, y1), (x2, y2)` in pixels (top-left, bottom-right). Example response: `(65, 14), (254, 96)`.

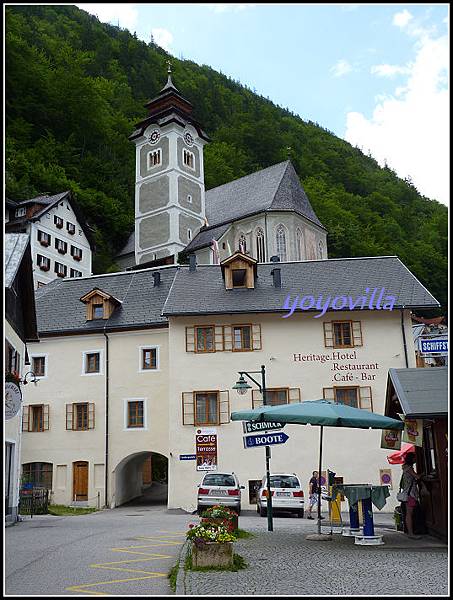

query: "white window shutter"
(89, 403), (95, 429)
(352, 322), (363, 346)
(22, 406), (30, 432)
(323, 322), (334, 347)
(288, 388), (301, 404)
(215, 326), (224, 351)
(185, 327), (195, 352)
(323, 387), (335, 400)
(66, 404), (73, 430)
(223, 326), (233, 351)
(252, 324), (262, 350)
(182, 392), (195, 425)
(219, 391), (230, 424)
(43, 405), (50, 431)
(252, 389), (263, 409)
(359, 387), (373, 411)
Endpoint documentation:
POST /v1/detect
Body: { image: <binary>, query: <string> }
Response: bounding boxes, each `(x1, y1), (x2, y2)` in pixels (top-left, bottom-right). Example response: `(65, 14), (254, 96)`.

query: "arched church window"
(255, 228), (265, 262)
(238, 234), (247, 254)
(295, 228), (304, 261)
(148, 149), (161, 168)
(276, 225), (287, 262)
(318, 240), (324, 259)
(183, 149), (195, 170)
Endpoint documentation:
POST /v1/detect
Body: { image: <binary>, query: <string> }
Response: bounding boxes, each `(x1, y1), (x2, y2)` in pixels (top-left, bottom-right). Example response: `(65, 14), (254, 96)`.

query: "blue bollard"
(362, 497), (374, 536)
(349, 502), (360, 530)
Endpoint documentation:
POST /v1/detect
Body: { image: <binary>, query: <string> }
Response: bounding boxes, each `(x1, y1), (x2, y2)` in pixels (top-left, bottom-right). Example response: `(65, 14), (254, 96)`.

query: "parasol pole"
(317, 425), (323, 535)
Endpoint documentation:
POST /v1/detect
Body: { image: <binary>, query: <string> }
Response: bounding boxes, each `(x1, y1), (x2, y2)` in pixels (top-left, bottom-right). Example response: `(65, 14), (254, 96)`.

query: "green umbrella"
(231, 400), (403, 534)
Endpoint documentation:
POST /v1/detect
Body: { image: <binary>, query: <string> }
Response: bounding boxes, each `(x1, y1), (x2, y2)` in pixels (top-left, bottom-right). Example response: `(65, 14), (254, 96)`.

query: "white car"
(257, 473), (304, 518)
(197, 472), (244, 515)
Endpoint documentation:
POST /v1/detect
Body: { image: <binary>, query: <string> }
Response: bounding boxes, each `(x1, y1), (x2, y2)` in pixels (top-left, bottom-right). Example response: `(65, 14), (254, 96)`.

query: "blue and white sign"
(242, 421), (285, 434)
(243, 432), (289, 449)
(419, 337), (448, 356)
(179, 454), (196, 461)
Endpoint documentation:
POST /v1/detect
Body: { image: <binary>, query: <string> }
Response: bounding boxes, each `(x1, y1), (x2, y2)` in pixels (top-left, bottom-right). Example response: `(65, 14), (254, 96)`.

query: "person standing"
(307, 471), (323, 519)
(400, 452), (423, 539)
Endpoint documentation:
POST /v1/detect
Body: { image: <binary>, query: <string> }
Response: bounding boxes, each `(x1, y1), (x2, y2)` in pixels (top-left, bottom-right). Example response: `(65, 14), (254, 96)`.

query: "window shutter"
(219, 391), (230, 424)
(223, 326), (233, 351)
(252, 389), (263, 409)
(323, 387), (335, 400)
(185, 327), (195, 352)
(43, 405), (50, 431)
(288, 388), (301, 404)
(352, 321), (363, 347)
(22, 406), (30, 432)
(89, 403), (95, 429)
(66, 405), (73, 430)
(323, 322), (334, 347)
(182, 392), (195, 425)
(359, 387), (373, 411)
(215, 326), (224, 351)
(252, 324), (262, 350)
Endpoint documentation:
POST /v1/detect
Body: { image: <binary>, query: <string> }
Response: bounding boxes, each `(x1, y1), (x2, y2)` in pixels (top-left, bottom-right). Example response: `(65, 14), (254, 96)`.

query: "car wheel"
(197, 505), (203, 515)
(259, 507), (267, 517)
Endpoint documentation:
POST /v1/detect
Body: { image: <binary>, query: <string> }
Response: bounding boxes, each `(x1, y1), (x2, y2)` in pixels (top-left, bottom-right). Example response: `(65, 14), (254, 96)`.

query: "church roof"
(205, 160), (324, 230)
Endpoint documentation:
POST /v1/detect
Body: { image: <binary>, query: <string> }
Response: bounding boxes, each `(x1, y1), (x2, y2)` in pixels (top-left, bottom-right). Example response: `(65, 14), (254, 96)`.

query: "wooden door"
(73, 462), (88, 501)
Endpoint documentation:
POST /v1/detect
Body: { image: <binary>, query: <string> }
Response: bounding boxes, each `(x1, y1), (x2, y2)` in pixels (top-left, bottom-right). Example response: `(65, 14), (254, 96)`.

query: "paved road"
(5, 505), (192, 596)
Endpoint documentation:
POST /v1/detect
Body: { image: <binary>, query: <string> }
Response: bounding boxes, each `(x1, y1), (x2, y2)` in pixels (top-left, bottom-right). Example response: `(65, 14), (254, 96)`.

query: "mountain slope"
(5, 5), (447, 311)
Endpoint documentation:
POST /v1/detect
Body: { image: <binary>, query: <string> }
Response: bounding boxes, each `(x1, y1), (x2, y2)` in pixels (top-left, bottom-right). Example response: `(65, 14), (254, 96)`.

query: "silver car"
(257, 473), (305, 518)
(197, 472), (244, 515)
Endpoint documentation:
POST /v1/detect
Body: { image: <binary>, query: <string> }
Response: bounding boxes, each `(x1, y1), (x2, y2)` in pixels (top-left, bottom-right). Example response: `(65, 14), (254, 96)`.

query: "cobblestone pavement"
(184, 512), (448, 596)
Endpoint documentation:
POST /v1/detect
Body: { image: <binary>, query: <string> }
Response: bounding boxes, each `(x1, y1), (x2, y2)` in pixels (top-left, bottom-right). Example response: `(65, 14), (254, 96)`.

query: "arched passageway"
(114, 451), (168, 508)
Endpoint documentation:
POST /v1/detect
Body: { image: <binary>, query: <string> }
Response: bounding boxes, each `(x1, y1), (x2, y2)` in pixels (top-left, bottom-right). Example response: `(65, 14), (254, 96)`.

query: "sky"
(75, 3), (449, 206)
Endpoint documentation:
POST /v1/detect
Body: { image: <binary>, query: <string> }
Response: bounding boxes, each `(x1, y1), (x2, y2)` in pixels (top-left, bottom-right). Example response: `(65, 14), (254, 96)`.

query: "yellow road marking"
(65, 532), (186, 595)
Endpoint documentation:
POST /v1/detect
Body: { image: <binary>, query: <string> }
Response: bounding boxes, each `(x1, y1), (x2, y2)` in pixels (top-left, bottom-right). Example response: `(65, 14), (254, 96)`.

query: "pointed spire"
(161, 59), (179, 93)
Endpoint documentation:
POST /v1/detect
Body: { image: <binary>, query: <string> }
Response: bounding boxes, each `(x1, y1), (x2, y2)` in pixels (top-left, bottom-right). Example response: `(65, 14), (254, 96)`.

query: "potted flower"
(200, 505), (238, 532)
(186, 521), (236, 568)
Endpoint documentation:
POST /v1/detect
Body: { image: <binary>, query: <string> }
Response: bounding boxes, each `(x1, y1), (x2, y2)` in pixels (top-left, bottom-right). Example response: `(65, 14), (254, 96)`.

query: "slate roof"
(184, 223), (230, 252)
(162, 256), (439, 316)
(5, 233), (30, 288)
(388, 367), (448, 418)
(35, 266), (178, 335)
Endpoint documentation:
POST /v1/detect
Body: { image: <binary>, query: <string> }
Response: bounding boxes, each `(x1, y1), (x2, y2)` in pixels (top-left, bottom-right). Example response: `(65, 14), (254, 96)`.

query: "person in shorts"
(307, 471), (323, 519)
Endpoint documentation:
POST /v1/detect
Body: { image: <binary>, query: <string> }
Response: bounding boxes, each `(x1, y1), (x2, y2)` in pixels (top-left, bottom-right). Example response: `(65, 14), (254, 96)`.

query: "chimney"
(271, 267), (281, 288)
(189, 254), (197, 272)
(270, 255), (280, 263)
(152, 271), (161, 287)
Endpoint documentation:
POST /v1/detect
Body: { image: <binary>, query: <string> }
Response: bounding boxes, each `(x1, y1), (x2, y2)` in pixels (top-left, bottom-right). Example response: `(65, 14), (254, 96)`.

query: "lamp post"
(233, 364), (274, 532)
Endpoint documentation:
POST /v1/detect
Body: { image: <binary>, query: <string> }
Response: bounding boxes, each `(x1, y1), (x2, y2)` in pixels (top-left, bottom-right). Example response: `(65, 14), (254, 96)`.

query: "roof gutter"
(400, 308), (409, 368)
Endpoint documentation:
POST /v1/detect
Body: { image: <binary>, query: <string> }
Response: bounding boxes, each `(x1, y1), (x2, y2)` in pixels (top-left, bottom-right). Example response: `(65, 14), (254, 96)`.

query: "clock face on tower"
(148, 129), (161, 144)
(183, 132), (194, 147)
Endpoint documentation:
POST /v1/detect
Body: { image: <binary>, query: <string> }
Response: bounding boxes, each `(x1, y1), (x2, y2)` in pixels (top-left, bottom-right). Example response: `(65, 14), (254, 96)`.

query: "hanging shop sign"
(380, 428), (402, 450)
(195, 428), (218, 471)
(403, 419), (423, 447)
(418, 336), (448, 356)
(5, 381), (22, 420)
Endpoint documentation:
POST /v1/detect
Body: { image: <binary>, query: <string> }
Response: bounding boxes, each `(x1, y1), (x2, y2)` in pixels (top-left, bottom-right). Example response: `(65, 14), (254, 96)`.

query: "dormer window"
(221, 251), (258, 290)
(183, 149), (195, 170)
(80, 288), (121, 321)
(148, 149), (161, 168)
(15, 207), (26, 218)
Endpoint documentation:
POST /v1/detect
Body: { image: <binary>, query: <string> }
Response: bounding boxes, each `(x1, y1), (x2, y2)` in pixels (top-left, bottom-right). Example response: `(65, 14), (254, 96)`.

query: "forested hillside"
(5, 5), (447, 311)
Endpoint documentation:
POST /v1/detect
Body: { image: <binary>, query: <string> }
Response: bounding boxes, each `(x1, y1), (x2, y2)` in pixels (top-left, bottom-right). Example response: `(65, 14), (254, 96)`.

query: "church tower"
(129, 64), (210, 265)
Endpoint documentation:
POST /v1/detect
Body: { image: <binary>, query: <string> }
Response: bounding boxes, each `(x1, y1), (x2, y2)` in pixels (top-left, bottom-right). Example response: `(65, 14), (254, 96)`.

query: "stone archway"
(113, 451), (168, 507)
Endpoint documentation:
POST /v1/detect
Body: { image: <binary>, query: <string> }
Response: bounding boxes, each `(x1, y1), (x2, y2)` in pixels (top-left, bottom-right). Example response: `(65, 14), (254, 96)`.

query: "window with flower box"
(71, 245), (83, 261)
(70, 268), (82, 278)
(54, 215), (63, 228)
(37, 230), (51, 247)
(55, 238), (67, 254)
(54, 262), (67, 277)
(66, 222), (76, 234)
(37, 254), (51, 272)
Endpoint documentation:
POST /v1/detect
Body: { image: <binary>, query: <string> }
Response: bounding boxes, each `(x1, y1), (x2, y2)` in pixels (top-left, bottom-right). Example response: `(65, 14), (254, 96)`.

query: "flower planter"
(192, 541), (233, 568)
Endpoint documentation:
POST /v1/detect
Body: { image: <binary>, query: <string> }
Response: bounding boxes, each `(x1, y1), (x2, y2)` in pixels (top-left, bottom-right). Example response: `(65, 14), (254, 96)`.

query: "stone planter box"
(192, 541), (233, 568)
(201, 515), (238, 531)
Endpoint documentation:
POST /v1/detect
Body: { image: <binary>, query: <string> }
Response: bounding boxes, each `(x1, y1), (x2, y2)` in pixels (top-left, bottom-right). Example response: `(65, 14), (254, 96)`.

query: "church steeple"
(128, 66), (210, 267)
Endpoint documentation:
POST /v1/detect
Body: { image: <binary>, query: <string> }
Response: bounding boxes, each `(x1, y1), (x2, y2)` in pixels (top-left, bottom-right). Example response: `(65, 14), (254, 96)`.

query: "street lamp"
(233, 365), (274, 532)
(22, 371), (38, 386)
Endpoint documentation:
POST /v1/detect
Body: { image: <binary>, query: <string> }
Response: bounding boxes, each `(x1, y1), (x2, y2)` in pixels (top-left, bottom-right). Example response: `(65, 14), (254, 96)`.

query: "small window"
(187, 194), (192, 203)
(66, 403), (95, 430)
(195, 392), (219, 425)
(256, 228), (265, 262)
(21, 463), (53, 488)
(187, 228), (192, 241)
(265, 388), (289, 406)
(54, 262), (67, 277)
(142, 348), (157, 370)
(75, 403), (89, 430)
(37, 282), (46, 288)
(232, 325), (252, 351)
(54, 216), (63, 228)
(37, 230), (51, 246)
(55, 238), (67, 254)
(127, 400), (144, 428)
(334, 387), (359, 408)
(67, 222), (76, 234)
(32, 357), (46, 377)
(71, 245), (83, 261)
(148, 149), (162, 168)
(31, 405), (44, 432)
(37, 255), (50, 271)
(85, 352), (100, 374)
(70, 268), (82, 278)
(22, 405), (49, 432)
(323, 321), (363, 348)
(92, 304), (104, 319)
(183, 148), (195, 169)
(232, 269), (247, 287)
(276, 224), (287, 262)
(15, 207), (26, 218)
(333, 322), (352, 347)
(195, 327), (215, 353)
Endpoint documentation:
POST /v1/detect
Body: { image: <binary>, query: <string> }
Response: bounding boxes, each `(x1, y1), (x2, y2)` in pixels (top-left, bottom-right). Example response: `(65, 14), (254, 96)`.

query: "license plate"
(276, 492), (291, 497)
(210, 489), (228, 496)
